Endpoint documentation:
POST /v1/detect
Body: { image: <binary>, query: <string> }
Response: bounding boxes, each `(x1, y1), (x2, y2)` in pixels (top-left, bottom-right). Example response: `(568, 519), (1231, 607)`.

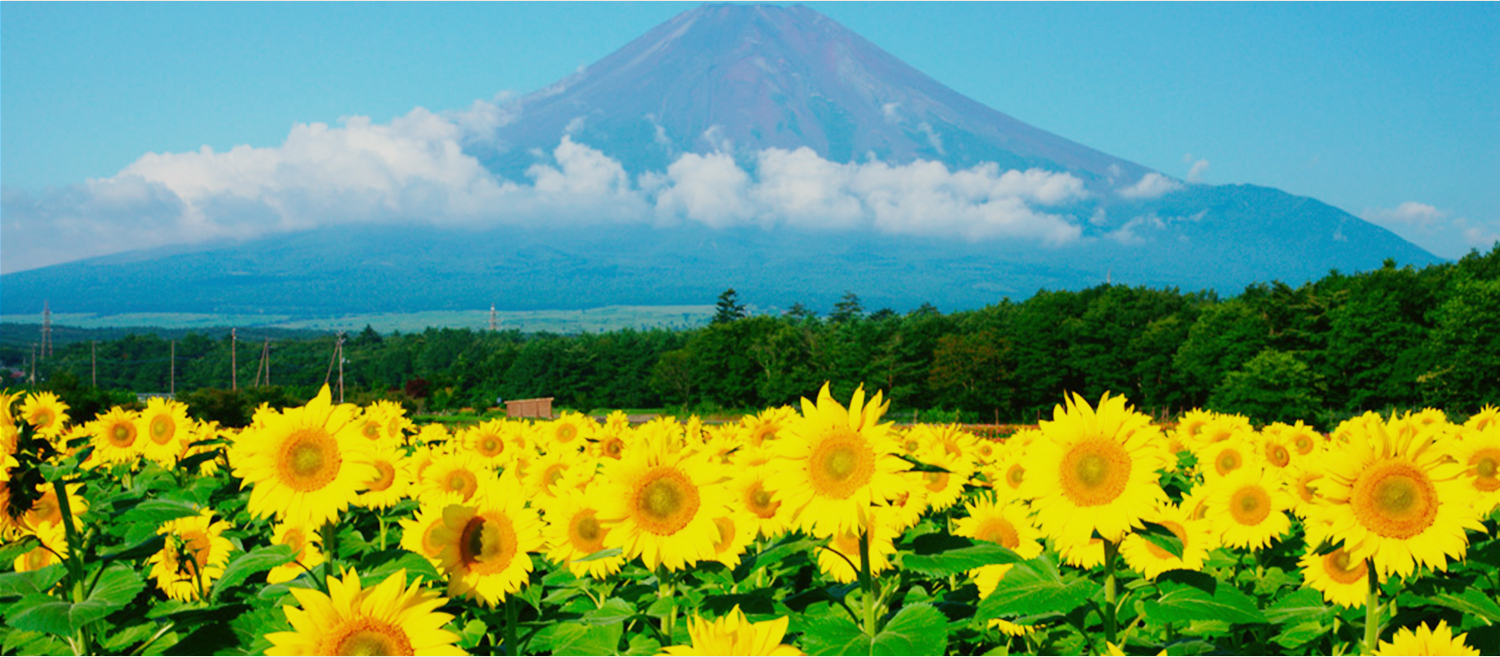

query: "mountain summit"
(479, 3), (1149, 186)
(0, 3), (1443, 318)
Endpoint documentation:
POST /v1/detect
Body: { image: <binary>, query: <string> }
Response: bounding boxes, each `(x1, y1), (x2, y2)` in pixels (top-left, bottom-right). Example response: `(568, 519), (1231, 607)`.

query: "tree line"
(7, 245), (1498, 429)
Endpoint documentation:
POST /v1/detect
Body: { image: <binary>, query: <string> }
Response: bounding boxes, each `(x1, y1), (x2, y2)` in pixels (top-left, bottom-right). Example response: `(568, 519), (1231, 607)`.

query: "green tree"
(1208, 349), (1324, 425)
(712, 288), (747, 324)
(1420, 276), (1500, 409)
(830, 291), (864, 324)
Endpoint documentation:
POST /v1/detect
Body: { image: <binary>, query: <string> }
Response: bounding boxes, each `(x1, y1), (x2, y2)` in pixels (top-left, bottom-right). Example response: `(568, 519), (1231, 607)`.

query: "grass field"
(0, 305), (716, 340)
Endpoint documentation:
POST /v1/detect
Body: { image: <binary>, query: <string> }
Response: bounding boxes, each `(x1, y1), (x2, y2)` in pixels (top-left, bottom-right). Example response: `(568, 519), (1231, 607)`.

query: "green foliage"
(1209, 349), (1325, 424)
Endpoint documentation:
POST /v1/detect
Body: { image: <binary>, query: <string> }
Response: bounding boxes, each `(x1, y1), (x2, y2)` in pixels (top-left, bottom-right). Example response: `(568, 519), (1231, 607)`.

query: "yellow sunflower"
(86, 406), (143, 466)
(265, 568), (465, 656)
(771, 383), (909, 538)
(1208, 465), (1294, 550)
(13, 521), (67, 572)
(1451, 424), (1500, 514)
(524, 449), (595, 501)
(742, 406), (797, 448)
(816, 507), (897, 584)
(1305, 417), (1484, 578)
(1372, 620), (1480, 656)
(1298, 544), (1374, 609)
(431, 474), (544, 606)
(231, 385), (377, 528)
(541, 411), (594, 452)
(1193, 434), (1261, 484)
(1057, 537), (1106, 569)
(877, 472), (930, 533)
(539, 483), (626, 579)
(1119, 502), (1214, 579)
(137, 397), (191, 466)
(1465, 404), (1500, 433)
(400, 492), (466, 567)
(19, 391), (69, 444)
(1281, 455), (1330, 520)
(266, 520), (326, 585)
(705, 511), (760, 569)
(909, 439), (975, 514)
(357, 442), (413, 510)
(660, 606), (803, 656)
(595, 438), (732, 571)
(1020, 392), (1170, 549)
(21, 481), (86, 533)
(418, 451), (493, 504)
(955, 491), (1043, 597)
(147, 509), (235, 602)
(458, 419), (515, 468)
(730, 465), (794, 540)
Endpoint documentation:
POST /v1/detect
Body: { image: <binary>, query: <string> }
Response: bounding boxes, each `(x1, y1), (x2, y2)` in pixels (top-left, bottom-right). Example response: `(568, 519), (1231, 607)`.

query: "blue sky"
(3, 2), (1496, 271)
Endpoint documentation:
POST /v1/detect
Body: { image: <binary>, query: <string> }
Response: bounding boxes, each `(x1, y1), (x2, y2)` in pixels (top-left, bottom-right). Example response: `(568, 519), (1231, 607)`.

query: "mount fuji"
(0, 3), (1441, 318)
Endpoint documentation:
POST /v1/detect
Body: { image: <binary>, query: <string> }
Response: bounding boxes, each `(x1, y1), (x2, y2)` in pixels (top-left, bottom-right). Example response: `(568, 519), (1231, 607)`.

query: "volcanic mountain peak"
(480, 3), (1151, 186)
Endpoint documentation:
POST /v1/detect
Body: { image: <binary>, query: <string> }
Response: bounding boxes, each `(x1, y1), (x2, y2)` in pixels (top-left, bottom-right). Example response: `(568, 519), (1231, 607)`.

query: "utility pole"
(92, 341), (97, 387)
(41, 301), (52, 358)
(489, 304), (498, 332)
(263, 339), (270, 388)
(255, 338), (270, 388)
(337, 331), (346, 404)
(170, 340), (176, 397)
(29, 344), (37, 384)
(231, 328), (238, 391)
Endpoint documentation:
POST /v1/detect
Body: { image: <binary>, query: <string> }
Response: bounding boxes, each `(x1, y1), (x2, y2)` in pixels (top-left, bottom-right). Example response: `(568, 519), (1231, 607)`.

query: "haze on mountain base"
(0, 3), (1443, 316)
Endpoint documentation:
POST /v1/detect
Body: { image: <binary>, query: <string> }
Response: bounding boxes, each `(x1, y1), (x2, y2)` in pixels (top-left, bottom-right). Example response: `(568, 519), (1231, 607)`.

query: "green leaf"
(734, 537), (819, 580)
(1275, 620), (1328, 649)
(175, 449), (223, 474)
(118, 499), (204, 526)
(0, 563), (65, 599)
(800, 613), (867, 656)
(573, 547), (623, 563)
(582, 598), (637, 625)
(1140, 582), (1267, 625)
(551, 622), (624, 656)
(1137, 521), (1185, 559)
(624, 634), (662, 656)
(871, 604), (948, 656)
(1422, 589), (1500, 624)
(974, 557), (1094, 621)
(1264, 588), (1333, 625)
(800, 605), (949, 656)
(212, 544), (297, 598)
(0, 535), (41, 566)
(7, 566), (145, 635)
(99, 534), (168, 564)
(902, 539), (1022, 578)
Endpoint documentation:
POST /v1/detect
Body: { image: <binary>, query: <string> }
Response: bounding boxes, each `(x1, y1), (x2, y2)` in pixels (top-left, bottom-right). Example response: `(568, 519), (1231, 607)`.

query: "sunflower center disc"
(1269, 445), (1290, 468)
(151, 416), (174, 444)
(368, 461), (396, 492)
(1471, 450), (1500, 491)
(713, 517), (736, 553)
(558, 425), (577, 442)
(923, 470), (950, 493)
(1061, 440), (1131, 507)
(1145, 521), (1188, 560)
(447, 470), (478, 499)
(1353, 461), (1438, 539)
(571, 512), (604, 551)
(748, 482), (781, 518)
(480, 437), (503, 456)
(975, 518), (1020, 549)
(280, 429), (342, 492)
(110, 423), (136, 447)
(1006, 464), (1025, 489)
(809, 431), (875, 499)
(1216, 451), (1241, 476)
(334, 622), (415, 656)
(1230, 486), (1272, 525)
(1322, 549), (1368, 585)
(635, 468), (700, 535)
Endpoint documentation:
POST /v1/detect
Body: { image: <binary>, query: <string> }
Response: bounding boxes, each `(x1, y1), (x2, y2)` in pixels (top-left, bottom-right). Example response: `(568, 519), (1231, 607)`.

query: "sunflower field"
(1, 384), (1497, 656)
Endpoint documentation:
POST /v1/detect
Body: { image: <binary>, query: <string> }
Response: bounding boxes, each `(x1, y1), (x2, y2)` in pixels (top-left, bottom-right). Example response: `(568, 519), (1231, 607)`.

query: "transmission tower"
(489, 304), (499, 332)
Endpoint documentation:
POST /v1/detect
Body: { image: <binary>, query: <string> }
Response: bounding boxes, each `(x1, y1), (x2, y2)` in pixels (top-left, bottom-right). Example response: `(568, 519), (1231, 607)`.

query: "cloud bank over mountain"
(2, 107), (1101, 273)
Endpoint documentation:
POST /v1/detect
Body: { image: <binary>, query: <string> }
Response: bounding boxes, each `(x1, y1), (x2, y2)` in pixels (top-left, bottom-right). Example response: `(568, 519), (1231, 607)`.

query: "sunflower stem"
(321, 520), (340, 589)
(656, 565), (678, 643)
(378, 514), (387, 552)
(1102, 537), (1120, 647)
(1362, 558), (1380, 655)
(859, 525), (878, 636)
(503, 593), (520, 656)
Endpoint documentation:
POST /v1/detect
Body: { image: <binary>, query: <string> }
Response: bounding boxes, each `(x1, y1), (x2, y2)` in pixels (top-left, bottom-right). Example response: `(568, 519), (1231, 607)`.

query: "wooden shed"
(505, 397), (554, 419)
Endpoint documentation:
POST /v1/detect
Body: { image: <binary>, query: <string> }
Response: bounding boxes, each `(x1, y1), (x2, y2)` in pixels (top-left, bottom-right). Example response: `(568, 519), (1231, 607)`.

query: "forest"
(6, 245), (1497, 430)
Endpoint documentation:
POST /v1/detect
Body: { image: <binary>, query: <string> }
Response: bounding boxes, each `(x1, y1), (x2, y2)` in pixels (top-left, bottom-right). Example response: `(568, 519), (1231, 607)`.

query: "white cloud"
(1, 111), (1095, 272)
(1118, 172), (1183, 199)
(1362, 202), (1500, 259)
(1186, 158), (1209, 183)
